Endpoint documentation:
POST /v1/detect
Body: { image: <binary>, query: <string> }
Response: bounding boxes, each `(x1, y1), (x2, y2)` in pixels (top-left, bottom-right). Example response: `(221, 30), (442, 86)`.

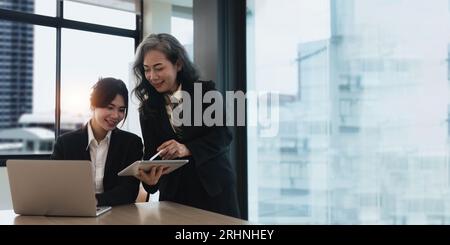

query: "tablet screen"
(118, 160), (189, 176)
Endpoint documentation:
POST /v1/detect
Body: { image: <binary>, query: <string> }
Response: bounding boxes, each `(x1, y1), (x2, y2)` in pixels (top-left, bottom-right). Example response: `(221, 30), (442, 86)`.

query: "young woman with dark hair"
(51, 77), (143, 206)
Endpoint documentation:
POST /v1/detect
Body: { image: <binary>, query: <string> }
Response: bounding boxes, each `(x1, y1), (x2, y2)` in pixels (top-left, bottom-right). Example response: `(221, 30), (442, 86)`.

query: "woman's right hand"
(135, 166), (168, 186)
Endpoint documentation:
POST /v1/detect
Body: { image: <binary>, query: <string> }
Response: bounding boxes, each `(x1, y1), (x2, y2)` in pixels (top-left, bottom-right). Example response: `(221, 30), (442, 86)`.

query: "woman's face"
(143, 50), (181, 94)
(91, 94), (126, 133)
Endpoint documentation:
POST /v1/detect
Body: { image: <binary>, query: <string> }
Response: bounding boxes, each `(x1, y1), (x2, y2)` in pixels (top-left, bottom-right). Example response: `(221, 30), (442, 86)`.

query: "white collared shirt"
(86, 121), (112, 194)
(164, 84), (183, 134)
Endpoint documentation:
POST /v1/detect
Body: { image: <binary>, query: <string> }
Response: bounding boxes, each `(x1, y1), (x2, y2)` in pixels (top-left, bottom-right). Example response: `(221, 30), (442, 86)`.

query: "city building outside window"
(247, 0), (450, 224)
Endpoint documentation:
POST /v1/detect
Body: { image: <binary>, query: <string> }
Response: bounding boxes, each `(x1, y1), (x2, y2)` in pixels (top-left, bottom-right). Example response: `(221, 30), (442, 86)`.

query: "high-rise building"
(0, 0), (34, 129)
(256, 0), (450, 224)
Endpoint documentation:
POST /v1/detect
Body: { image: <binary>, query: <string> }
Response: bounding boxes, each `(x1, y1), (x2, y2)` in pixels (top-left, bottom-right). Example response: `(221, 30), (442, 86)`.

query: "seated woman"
(51, 77), (143, 206)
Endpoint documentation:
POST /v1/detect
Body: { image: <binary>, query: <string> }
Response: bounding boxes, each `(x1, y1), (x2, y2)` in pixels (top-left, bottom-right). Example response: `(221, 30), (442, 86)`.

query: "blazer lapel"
(159, 102), (178, 141)
(81, 125), (91, 161)
(177, 81), (196, 142)
(104, 129), (118, 179)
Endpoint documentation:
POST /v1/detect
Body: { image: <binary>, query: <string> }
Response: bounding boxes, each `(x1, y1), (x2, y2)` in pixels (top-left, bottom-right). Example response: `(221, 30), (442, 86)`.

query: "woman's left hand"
(157, 139), (191, 160)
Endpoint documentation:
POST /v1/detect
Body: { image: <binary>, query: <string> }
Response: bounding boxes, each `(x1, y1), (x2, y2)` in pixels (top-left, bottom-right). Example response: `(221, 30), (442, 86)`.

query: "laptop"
(6, 160), (112, 217)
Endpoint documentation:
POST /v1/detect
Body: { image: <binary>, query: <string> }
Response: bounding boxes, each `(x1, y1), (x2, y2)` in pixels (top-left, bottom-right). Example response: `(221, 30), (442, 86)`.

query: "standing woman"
(132, 33), (240, 218)
(51, 77), (143, 206)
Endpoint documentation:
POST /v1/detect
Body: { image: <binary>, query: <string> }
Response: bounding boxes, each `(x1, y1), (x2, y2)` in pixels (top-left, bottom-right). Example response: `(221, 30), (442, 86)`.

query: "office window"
(0, 20), (55, 155)
(171, 2), (194, 60)
(0, 0), (139, 157)
(448, 106), (450, 136)
(247, 0), (450, 224)
(0, 0), (56, 16)
(60, 29), (135, 131)
(64, 0), (136, 30)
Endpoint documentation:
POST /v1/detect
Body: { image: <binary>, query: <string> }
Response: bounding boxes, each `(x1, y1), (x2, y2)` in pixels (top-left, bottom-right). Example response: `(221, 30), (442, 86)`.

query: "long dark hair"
(132, 33), (199, 114)
(90, 77), (129, 122)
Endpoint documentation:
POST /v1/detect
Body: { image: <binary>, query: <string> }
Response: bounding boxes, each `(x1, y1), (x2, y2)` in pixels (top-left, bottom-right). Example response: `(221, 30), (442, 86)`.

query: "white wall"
(0, 168), (12, 210)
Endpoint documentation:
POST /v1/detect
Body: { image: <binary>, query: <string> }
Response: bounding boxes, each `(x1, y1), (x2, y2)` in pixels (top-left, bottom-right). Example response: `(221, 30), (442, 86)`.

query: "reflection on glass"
(247, 0), (450, 224)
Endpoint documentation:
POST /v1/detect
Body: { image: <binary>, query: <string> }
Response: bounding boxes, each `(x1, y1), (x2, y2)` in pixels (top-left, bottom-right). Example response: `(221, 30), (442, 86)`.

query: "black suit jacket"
(140, 80), (240, 218)
(51, 125), (143, 206)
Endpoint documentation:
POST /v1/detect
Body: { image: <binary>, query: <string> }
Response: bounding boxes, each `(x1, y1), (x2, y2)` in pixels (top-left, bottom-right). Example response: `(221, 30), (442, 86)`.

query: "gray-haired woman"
(132, 33), (240, 218)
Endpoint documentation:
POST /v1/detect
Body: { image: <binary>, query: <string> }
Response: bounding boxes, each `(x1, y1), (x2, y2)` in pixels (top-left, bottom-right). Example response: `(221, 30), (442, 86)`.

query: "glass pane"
(64, 0), (136, 30)
(171, 1), (194, 60)
(171, 16), (194, 60)
(247, 0), (450, 224)
(0, 21), (56, 155)
(0, 0), (56, 16)
(60, 29), (135, 133)
(144, 1), (194, 59)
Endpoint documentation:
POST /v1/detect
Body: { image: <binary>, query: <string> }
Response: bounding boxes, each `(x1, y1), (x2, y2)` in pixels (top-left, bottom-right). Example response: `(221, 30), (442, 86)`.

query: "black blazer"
(140, 80), (240, 218)
(51, 125), (143, 206)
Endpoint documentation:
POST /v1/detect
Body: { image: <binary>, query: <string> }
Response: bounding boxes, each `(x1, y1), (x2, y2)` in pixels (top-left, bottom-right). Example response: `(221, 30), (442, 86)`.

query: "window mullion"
(55, 0), (63, 139)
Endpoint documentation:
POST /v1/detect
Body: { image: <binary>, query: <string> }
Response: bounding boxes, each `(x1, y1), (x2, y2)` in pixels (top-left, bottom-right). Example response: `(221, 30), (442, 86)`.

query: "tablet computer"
(117, 160), (189, 176)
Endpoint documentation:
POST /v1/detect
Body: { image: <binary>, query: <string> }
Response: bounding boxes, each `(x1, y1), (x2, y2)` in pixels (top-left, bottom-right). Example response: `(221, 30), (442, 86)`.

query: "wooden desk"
(0, 201), (249, 225)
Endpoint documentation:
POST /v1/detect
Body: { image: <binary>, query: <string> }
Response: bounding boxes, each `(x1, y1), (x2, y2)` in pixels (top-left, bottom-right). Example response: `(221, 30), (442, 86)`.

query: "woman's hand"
(157, 139), (191, 160)
(135, 166), (168, 186)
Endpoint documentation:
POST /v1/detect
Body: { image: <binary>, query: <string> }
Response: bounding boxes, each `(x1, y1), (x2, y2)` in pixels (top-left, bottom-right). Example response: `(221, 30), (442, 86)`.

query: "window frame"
(0, 0), (142, 165)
